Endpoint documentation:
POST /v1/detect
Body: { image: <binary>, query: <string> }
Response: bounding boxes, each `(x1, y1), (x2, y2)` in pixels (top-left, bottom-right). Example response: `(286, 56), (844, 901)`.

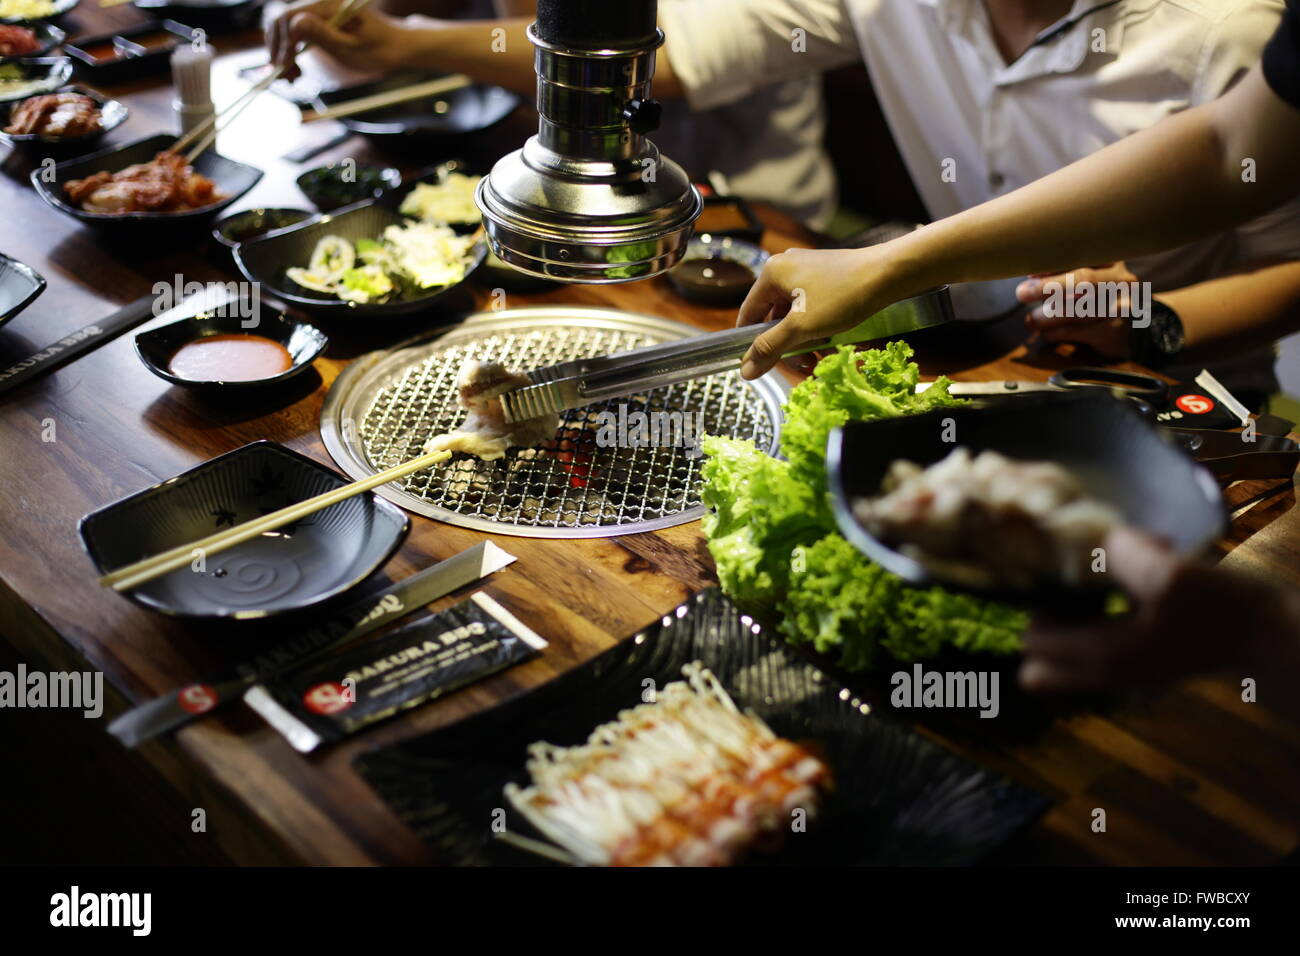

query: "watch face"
(1151, 303), (1185, 356)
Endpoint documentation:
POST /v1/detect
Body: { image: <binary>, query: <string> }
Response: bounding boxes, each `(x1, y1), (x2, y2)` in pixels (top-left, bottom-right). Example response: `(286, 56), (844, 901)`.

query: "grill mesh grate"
(323, 309), (787, 537)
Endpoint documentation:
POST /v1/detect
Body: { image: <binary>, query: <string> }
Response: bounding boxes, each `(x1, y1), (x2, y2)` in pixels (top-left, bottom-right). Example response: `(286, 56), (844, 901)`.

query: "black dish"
(79, 440), (409, 619)
(211, 206), (313, 249)
(0, 84), (128, 155)
(30, 132), (264, 234)
(312, 71), (518, 145)
(667, 234), (769, 305)
(0, 250), (45, 328)
(132, 0), (263, 33)
(296, 161), (400, 212)
(0, 55), (70, 102)
(827, 390), (1227, 605)
(233, 198), (487, 319)
(0, 0), (77, 24)
(0, 20), (63, 58)
(134, 306), (327, 389)
(63, 20), (193, 84)
(355, 587), (1048, 866)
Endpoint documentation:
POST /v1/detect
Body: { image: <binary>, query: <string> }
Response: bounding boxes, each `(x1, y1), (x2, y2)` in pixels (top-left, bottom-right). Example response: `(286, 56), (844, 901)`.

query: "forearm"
(888, 69), (1300, 298)
(396, 16), (685, 100)
(1160, 259), (1300, 356)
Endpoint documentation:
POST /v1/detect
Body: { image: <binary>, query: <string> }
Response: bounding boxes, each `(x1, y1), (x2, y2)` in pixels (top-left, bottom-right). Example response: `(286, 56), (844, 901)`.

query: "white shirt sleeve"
(659, 0), (860, 111)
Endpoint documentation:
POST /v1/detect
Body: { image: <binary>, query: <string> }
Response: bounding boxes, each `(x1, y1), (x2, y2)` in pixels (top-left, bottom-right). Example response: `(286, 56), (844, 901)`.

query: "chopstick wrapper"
(245, 593), (547, 752)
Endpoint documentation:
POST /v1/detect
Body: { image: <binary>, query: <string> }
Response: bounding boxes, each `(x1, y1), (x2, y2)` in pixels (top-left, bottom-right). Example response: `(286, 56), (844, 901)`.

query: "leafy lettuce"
(700, 343), (1026, 669)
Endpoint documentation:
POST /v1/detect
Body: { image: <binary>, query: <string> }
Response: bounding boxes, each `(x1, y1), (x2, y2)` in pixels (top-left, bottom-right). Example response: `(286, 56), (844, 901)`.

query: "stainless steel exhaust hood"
(475, 0), (702, 283)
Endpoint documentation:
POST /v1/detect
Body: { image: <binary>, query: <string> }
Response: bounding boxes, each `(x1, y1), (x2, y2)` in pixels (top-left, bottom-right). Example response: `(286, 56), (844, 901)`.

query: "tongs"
(499, 288), (954, 423)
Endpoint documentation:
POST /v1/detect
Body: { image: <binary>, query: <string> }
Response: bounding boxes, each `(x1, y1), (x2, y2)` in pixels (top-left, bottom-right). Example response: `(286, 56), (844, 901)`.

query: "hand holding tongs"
(499, 288), (954, 423)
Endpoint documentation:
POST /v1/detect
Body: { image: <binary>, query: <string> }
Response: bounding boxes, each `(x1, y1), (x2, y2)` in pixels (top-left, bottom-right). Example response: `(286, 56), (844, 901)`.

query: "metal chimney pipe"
(475, 0), (702, 282)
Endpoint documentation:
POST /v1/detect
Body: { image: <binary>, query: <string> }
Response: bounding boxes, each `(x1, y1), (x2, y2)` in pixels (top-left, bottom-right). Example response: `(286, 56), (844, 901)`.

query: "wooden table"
(1, 11), (1297, 867)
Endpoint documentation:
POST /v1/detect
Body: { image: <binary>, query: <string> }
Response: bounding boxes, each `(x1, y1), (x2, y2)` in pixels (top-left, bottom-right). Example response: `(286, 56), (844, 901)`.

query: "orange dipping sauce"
(168, 334), (294, 382)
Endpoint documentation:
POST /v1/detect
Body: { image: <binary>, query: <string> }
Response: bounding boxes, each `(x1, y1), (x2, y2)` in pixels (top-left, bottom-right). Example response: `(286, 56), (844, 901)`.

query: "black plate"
(0, 250), (45, 328)
(355, 587), (1048, 866)
(30, 132), (264, 233)
(233, 198), (486, 318)
(134, 305), (327, 389)
(0, 84), (128, 154)
(0, 0), (77, 25)
(827, 391), (1227, 604)
(79, 440), (409, 619)
(295, 161), (400, 212)
(312, 70), (518, 144)
(0, 20), (63, 58)
(0, 55), (69, 102)
(132, 0), (263, 32)
(63, 19), (193, 83)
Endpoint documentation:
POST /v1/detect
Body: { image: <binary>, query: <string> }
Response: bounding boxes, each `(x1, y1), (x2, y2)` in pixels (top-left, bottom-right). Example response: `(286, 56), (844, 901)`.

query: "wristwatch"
(1129, 299), (1185, 368)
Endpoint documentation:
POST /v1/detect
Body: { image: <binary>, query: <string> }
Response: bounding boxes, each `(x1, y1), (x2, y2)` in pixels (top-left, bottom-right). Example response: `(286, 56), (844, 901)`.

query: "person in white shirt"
(266, 0), (838, 228)
(271, 0), (1300, 387)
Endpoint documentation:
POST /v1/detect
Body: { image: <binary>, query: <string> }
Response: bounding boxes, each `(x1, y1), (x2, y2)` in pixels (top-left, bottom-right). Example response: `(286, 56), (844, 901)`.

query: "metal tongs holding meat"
(423, 360), (561, 461)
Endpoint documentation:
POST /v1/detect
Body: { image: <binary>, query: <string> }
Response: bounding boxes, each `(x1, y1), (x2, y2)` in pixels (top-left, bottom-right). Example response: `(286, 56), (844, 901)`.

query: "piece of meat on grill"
(423, 360), (559, 461)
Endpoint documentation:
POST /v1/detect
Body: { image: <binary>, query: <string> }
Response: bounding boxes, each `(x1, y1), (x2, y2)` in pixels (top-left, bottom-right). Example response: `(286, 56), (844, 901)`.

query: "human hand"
(1015, 262), (1140, 359)
(267, 0), (413, 80)
(1018, 526), (1300, 694)
(736, 245), (908, 379)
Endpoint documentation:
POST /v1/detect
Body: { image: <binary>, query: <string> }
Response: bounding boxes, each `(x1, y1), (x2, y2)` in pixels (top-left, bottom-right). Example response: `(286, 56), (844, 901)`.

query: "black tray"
(64, 19), (194, 84)
(355, 588), (1048, 866)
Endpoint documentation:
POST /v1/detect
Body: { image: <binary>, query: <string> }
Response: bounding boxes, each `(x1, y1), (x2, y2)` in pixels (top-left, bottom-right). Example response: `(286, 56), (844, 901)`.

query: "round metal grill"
(320, 306), (789, 538)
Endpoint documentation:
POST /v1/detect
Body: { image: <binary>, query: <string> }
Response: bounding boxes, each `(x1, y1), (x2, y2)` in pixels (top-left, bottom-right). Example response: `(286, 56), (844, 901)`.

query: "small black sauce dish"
(296, 161), (400, 212)
(134, 307), (327, 390)
(667, 234), (769, 305)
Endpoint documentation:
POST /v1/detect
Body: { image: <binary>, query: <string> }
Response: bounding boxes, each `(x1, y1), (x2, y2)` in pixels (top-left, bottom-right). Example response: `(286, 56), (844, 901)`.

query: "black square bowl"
(0, 55), (71, 102)
(0, 250), (46, 329)
(134, 306), (327, 390)
(827, 390), (1227, 604)
(0, 85), (129, 156)
(29, 132), (264, 234)
(233, 198), (486, 319)
(79, 441), (409, 619)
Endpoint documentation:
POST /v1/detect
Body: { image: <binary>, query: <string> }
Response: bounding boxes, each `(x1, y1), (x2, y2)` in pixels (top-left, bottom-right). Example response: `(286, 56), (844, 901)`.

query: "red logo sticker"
(303, 682), (352, 715)
(178, 684), (218, 714)
(1175, 393), (1215, 415)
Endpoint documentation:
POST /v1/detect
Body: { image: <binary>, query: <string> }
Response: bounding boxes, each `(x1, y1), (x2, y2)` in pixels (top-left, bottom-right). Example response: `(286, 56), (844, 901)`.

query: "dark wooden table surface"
(1, 9), (1297, 866)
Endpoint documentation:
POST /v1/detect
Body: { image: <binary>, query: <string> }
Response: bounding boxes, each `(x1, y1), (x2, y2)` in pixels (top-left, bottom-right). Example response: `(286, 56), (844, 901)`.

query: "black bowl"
(134, 307), (328, 389)
(233, 199), (487, 319)
(211, 206), (313, 249)
(0, 250), (45, 328)
(132, 0), (264, 32)
(0, 85), (128, 155)
(312, 70), (518, 145)
(79, 440), (409, 619)
(0, 55), (70, 102)
(827, 391), (1227, 605)
(667, 234), (769, 305)
(0, 0), (77, 25)
(296, 161), (400, 212)
(0, 20), (63, 58)
(30, 132), (264, 233)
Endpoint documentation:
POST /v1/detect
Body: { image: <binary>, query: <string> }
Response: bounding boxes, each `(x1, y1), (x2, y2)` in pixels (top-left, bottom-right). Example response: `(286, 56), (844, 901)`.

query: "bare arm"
(738, 67), (1300, 377)
(266, 1), (684, 100)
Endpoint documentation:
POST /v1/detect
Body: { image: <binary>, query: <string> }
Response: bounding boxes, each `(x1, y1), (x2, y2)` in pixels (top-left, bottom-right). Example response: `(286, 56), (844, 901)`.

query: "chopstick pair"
(300, 74), (474, 123)
(98, 447), (452, 593)
(170, 0), (378, 163)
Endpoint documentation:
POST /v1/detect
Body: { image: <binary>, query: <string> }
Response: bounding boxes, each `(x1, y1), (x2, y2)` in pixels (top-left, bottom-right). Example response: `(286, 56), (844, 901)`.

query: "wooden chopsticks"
(98, 448), (452, 593)
(300, 74), (474, 123)
(170, 0), (377, 163)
